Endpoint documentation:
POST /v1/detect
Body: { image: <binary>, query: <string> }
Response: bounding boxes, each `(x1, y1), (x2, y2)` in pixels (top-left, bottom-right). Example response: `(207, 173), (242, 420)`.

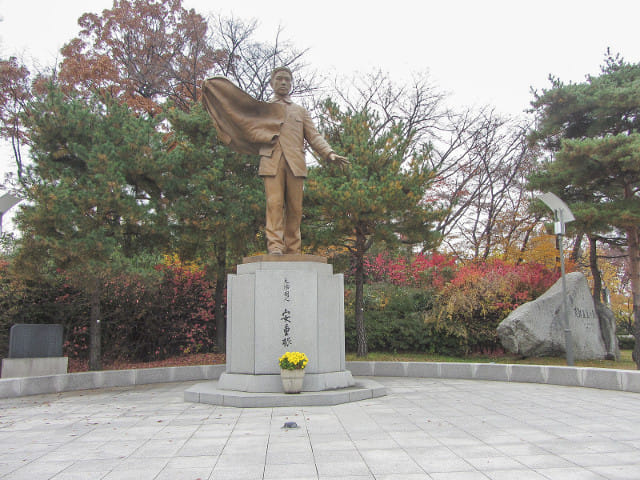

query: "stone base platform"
(217, 370), (354, 393)
(184, 378), (386, 408)
(242, 254), (327, 264)
(1, 357), (68, 378)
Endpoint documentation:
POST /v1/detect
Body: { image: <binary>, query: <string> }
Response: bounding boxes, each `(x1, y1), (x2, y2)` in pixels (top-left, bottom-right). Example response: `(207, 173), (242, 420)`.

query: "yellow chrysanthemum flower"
(279, 351), (309, 370)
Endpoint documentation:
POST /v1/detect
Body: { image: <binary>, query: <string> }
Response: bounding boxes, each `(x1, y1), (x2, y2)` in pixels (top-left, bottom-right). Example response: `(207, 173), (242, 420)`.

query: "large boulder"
(497, 272), (615, 360)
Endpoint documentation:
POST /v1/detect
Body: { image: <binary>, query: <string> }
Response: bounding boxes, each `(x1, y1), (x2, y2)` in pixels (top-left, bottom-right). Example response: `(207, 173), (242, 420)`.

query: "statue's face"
(271, 70), (292, 96)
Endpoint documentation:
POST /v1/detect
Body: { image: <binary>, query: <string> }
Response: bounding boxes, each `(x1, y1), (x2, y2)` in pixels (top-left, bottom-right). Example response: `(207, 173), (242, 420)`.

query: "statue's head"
(270, 66), (293, 97)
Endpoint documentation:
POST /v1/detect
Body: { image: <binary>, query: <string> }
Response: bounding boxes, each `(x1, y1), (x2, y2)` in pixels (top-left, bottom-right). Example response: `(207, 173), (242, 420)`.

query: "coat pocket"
(259, 145), (274, 156)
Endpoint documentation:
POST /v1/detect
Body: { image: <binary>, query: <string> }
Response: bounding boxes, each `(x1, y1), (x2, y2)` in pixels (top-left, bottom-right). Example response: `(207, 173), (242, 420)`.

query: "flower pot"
(280, 368), (305, 394)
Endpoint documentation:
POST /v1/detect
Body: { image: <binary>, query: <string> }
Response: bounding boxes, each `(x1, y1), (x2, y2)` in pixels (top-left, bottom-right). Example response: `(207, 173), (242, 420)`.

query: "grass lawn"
(346, 349), (638, 370)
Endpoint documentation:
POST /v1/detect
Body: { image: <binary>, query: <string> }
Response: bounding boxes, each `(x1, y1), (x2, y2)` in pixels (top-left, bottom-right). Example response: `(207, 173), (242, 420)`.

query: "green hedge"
(618, 335), (636, 350)
(344, 283), (466, 354)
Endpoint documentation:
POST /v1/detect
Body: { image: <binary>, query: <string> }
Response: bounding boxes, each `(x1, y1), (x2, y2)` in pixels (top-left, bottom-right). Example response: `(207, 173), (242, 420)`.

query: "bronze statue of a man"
(202, 67), (347, 255)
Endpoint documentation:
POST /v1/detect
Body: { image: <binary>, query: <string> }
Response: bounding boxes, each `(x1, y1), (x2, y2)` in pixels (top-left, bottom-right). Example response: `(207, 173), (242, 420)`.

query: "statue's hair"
(270, 66), (293, 82)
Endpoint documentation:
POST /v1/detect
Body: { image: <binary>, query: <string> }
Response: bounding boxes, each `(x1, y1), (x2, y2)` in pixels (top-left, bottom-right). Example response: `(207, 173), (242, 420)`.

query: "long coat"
(201, 77), (333, 177)
(257, 99), (333, 177)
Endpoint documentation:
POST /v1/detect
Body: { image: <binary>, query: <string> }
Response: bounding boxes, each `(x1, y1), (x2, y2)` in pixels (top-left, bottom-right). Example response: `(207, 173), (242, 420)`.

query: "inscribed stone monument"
(2, 324), (68, 378)
(8, 324), (63, 358)
(497, 272), (617, 360)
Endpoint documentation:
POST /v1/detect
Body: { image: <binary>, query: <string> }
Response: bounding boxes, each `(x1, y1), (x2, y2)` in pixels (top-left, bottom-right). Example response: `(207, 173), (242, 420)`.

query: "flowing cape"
(201, 77), (284, 156)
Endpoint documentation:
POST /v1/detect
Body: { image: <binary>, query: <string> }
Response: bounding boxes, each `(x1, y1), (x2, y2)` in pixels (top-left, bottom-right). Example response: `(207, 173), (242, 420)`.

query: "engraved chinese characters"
(281, 278), (292, 347)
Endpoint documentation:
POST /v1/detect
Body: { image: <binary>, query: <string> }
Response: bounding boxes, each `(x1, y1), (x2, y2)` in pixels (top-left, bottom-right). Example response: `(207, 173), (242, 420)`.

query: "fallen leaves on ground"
(68, 353), (225, 373)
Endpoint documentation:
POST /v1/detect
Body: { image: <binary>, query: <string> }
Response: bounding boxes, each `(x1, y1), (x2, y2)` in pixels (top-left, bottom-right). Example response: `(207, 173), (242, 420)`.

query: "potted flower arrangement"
(278, 351), (308, 394)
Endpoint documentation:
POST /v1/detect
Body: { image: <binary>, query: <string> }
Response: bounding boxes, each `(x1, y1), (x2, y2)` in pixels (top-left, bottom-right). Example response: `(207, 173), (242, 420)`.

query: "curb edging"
(2, 361), (639, 399)
(0, 364), (226, 399)
(345, 361), (640, 394)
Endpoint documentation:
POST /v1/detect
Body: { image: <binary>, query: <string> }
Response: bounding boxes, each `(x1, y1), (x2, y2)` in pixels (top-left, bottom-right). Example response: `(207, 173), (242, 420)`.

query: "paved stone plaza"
(1, 377), (639, 479)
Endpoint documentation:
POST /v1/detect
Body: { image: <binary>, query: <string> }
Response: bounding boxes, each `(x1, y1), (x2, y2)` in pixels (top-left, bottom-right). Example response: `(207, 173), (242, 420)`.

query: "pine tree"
(161, 103), (264, 352)
(14, 87), (164, 370)
(305, 100), (442, 356)
(529, 52), (640, 367)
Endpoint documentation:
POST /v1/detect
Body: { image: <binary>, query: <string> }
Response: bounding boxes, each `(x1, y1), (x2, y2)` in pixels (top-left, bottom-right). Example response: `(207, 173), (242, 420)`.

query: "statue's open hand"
(327, 152), (350, 168)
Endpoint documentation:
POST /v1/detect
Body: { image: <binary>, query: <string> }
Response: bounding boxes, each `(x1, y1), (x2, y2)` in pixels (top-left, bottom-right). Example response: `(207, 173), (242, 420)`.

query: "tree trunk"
(354, 236), (367, 357)
(214, 244), (227, 354)
(88, 285), (102, 371)
(626, 226), (640, 369)
(517, 224), (535, 263)
(571, 232), (584, 264)
(554, 235), (561, 274)
(588, 235), (603, 303)
(622, 181), (640, 369)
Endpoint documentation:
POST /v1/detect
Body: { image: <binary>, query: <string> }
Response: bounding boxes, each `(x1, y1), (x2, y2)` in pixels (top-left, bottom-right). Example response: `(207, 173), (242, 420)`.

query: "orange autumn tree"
(0, 56), (33, 181)
(58, 0), (224, 114)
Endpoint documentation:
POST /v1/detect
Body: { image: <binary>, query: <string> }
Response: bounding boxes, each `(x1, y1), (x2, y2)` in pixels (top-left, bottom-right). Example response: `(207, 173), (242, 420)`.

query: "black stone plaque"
(8, 324), (64, 358)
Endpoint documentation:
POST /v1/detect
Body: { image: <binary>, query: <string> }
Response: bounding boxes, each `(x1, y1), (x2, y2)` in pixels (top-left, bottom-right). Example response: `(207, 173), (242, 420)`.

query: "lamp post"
(538, 192), (575, 366)
(0, 193), (20, 235)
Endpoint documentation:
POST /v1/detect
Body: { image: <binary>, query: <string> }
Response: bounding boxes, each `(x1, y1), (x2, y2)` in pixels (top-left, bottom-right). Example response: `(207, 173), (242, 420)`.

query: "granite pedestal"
(218, 254), (355, 393)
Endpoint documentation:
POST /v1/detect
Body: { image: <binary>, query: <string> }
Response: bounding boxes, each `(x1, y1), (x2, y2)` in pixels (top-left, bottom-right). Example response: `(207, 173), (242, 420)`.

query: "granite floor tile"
(315, 460), (371, 477)
(208, 463), (265, 479)
(376, 474), (433, 480)
(50, 472), (110, 480)
(165, 455), (218, 469)
(484, 470), (548, 480)
(102, 471), (161, 480)
(263, 462), (318, 479)
(590, 465), (640, 480)
(560, 452), (629, 467)
(153, 467), (213, 480)
(1, 461), (74, 480)
(414, 455), (476, 474)
(430, 472), (490, 480)
(317, 475), (374, 480)
(512, 454), (574, 469)
(1, 377), (639, 480)
(534, 467), (608, 480)
(176, 438), (226, 457)
(464, 455), (527, 471)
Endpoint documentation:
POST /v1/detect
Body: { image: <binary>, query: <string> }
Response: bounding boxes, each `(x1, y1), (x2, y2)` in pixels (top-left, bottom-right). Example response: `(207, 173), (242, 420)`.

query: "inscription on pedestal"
(255, 269), (318, 374)
(281, 278), (292, 347)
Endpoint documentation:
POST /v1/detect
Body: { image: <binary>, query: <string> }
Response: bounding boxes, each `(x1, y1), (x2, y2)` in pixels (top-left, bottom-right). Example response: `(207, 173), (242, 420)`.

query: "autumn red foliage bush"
(2, 250), (559, 361)
(345, 254), (560, 355)
(449, 259), (559, 307)
(425, 259), (560, 354)
(358, 252), (457, 288)
(61, 263), (216, 362)
(0, 261), (217, 362)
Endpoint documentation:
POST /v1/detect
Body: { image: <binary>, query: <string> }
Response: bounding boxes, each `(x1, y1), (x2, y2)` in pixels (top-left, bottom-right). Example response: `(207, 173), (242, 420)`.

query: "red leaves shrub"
(360, 252), (456, 288)
(61, 263), (216, 362)
(0, 258), (216, 363)
(425, 259), (559, 354)
(449, 260), (558, 307)
(344, 254), (559, 356)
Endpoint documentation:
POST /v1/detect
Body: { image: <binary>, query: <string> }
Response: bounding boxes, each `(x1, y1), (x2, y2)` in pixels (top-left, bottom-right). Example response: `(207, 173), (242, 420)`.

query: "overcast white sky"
(1, 0), (639, 182)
